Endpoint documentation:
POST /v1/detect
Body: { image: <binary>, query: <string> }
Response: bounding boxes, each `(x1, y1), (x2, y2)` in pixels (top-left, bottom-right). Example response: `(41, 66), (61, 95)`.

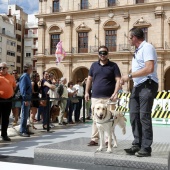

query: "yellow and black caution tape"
(116, 91), (170, 119)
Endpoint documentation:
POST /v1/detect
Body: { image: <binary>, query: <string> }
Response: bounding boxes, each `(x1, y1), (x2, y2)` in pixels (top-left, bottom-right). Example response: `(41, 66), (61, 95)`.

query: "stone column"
(157, 59), (165, 91)
(65, 16), (73, 53)
(154, 6), (164, 49)
(38, 18), (45, 55)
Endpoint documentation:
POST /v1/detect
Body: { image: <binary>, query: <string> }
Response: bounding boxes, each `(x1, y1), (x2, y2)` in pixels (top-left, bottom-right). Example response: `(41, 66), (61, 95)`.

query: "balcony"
(78, 2), (91, 10)
(16, 30), (21, 35)
(119, 44), (135, 51)
(24, 34), (38, 38)
(32, 44), (38, 49)
(165, 42), (170, 50)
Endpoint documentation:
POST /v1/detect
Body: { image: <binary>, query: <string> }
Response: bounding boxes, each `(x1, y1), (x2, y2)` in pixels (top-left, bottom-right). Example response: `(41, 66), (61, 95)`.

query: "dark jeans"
(0, 98), (12, 137)
(68, 100), (79, 123)
(20, 101), (30, 133)
(129, 79), (158, 153)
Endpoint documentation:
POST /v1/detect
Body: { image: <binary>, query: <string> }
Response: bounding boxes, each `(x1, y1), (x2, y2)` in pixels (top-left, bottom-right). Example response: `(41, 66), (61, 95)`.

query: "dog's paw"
(106, 148), (112, 153)
(96, 147), (103, 152)
(113, 144), (118, 148)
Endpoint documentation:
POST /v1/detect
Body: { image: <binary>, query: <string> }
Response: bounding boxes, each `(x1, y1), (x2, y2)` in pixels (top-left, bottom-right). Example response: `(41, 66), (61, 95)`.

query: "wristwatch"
(128, 74), (132, 79)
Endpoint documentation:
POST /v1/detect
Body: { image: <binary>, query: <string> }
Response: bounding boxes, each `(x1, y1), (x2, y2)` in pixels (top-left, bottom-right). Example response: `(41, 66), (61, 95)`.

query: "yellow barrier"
(116, 91), (170, 119)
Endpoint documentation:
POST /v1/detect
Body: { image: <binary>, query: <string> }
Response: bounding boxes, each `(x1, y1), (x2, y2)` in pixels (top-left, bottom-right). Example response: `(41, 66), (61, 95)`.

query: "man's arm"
(120, 60), (154, 84)
(85, 76), (92, 101)
(110, 77), (121, 101)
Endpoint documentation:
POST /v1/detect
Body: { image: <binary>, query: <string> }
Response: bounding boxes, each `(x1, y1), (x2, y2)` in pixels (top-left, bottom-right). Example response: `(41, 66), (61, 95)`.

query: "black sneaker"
(135, 150), (151, 157)
(2, 136), (11, 141)
(124, 146), (140, 155)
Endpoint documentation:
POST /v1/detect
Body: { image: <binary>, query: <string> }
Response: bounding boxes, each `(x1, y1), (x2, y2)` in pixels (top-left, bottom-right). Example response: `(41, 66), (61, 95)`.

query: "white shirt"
(132, 41), (158, 87)
(73, 84), (84, 97)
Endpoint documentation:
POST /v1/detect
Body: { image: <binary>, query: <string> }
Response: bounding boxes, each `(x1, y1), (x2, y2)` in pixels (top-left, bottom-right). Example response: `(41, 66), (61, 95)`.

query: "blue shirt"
(19, 73), (32, 100)
(132, 41), (158, 87)
(89, 60), (121, 98)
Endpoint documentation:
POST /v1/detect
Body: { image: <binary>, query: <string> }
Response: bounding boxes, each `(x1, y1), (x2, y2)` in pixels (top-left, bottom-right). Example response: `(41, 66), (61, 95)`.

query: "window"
(78, 32), (88, 53)
(2, 28), (5, 34)
(0, 37), (2, 42)
(0, 47), (1, 53)
(108, 0), (116, 7)
(7, 50), (15, 57)
(53, 0), (60, 12)
(17, 56), (21, 63)
(81, 0), (88, 10)
(17, 67), (20, 74)
(51, 34), (60, 54)
(136, 0), (144, 3)
(142, 28), (148, 41)
(26, 53), (31, 57)
(105, 30), (117, 52)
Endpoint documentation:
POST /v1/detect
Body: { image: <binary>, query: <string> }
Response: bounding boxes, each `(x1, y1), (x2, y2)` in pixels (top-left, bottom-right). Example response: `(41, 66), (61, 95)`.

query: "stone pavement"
(0, 116), (170, 170)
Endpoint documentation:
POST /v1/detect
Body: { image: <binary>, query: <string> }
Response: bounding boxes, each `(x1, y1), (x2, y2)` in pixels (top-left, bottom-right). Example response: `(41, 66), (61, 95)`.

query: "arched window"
(103, 21), (120, 52)
(105, 30), (117, 52)
(49, 26), (62, 54)
(78, 32), (88, 53)
(51, 34), (60, 54)
(53, 0), (59, 12)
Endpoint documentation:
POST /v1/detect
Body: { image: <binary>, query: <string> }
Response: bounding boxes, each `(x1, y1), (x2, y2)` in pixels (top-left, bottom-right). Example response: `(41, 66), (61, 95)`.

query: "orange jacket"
(0, 73), (16, 99)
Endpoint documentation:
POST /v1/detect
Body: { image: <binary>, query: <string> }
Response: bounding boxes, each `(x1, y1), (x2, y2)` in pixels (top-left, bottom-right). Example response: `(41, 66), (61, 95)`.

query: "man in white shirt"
(74, 79), (84, 122)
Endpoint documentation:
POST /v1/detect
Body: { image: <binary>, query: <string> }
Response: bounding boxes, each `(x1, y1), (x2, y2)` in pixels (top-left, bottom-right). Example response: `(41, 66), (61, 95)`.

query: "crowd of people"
(0, 62), (91, 140)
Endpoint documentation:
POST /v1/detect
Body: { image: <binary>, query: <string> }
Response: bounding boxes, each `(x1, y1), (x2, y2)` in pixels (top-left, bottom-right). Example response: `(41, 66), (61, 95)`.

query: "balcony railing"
(165, 42), (170, 50)
(78, 2), (91, 10)
(119, 44), (135, 51)
(24, 34), (38, 38)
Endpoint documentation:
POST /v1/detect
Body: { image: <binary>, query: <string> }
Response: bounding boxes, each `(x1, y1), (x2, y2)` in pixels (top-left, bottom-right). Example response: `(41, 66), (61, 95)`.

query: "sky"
(0, 0), (39, 15)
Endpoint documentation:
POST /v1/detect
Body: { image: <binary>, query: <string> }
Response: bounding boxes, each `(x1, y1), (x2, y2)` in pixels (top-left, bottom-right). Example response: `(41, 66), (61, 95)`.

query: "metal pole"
(83, 97), (85, 123)
(47, 97), (50, 132)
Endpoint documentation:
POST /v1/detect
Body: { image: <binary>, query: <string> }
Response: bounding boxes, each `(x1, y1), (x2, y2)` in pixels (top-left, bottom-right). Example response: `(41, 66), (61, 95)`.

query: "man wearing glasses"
(120, 28), (158, 157)
(85, 45), (121, 146)
(0, 62), (16, 141)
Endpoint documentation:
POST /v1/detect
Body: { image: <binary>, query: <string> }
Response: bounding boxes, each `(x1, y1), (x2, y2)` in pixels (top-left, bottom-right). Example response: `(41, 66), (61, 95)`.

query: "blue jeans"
(20, 101), (30, 133)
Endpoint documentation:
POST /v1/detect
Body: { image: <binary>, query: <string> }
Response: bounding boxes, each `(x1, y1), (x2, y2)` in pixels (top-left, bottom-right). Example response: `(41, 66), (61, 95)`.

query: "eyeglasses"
(0, 67), (7, 70)
(99, 51), (108, 56)
(12, 72), (17, 74)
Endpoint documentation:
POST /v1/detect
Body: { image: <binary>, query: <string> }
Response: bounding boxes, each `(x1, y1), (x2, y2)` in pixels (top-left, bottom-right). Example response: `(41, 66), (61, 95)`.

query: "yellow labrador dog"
(94, 103), (126, 153)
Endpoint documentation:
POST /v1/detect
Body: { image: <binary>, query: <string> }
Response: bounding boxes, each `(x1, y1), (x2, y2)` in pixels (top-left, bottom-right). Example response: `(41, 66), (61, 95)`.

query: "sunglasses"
(12, 72), (17, 74)
(0, 67), (7, 70)
(99, 51), (108, 56)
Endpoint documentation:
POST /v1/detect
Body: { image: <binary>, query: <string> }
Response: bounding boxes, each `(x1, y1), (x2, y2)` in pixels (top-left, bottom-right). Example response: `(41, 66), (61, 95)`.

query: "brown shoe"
(87, 141), (98, 146)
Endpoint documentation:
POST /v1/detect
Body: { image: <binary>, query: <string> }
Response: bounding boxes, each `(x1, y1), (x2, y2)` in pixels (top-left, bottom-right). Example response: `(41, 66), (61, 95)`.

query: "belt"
(135, 79), (157, 88)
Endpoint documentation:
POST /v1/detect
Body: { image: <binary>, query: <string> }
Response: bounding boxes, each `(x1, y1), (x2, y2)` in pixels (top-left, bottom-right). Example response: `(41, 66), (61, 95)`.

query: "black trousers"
(0, 98), (12, 137)
(129, 80), (158, 153)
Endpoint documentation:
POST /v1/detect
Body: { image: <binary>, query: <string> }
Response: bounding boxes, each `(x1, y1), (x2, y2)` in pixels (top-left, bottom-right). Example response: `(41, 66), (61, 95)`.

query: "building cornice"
(35, 2), (170, 18)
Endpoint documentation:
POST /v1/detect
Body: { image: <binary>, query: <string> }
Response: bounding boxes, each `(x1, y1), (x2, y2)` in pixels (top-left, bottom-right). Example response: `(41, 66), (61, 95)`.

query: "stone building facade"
(35, 0), (170, 91)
